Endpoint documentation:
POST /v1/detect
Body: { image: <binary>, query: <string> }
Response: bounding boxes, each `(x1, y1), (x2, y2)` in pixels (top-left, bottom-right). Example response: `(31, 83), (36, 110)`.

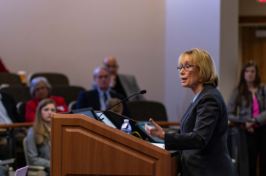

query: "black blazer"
(165, 84), (238, 176)
(1, 92), (23, 123)
(76, 89), (131, 117)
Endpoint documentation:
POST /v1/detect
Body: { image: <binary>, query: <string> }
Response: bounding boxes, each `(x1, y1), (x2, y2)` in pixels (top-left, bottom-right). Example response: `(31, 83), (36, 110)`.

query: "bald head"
(103, 57), (119, 75)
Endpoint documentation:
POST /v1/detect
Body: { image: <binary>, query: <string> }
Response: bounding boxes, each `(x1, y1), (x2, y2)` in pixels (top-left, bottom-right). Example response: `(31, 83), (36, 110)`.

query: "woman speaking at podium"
(145, 48), (238, 176)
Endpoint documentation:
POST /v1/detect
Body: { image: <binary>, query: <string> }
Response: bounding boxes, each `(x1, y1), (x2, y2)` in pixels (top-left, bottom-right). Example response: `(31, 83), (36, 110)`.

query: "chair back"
(23, 137), (46, 175)
(28, 72), (69, 86)
(17, 102), (27, 122)
(127, 101), (168, 121)
(0, 87), (32, 104)
(0, 73), (22, 86)
(68, 101), (77, 111)
(50, 86), (85, 105)
(14, 166), (28, 176)
(23, 137), (29, 165)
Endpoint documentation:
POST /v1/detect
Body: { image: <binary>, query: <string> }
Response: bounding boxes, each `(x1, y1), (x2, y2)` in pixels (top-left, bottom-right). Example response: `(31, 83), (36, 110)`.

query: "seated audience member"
(25, 77), (68, 122)
(26, 99), (55, 173)
(106, 98), (123, 115)
(77, 66), (130, 117)
(0, 165), (9, 176)
(0, 57), (9, 72)
(0, 92), (25, 160)
(103, 57), (145, 101)
(0, 92), (24, 123)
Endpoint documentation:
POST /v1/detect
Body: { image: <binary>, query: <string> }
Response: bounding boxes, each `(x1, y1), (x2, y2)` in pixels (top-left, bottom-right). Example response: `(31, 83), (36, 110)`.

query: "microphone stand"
(98, 90), (146, 120)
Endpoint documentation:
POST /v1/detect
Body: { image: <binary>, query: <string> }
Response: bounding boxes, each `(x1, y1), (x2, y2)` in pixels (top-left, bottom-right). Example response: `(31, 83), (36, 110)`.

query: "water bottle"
(121, 119), (132, 134)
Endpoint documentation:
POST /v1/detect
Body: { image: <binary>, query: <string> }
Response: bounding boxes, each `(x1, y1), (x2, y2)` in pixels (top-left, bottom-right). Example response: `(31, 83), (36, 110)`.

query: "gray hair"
(30, 77), (52, 97)
(93, 66), (110, 78)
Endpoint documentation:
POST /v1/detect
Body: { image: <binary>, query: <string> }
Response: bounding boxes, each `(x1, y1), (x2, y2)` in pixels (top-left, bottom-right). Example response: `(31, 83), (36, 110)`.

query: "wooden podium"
(50, 113), (180, 176)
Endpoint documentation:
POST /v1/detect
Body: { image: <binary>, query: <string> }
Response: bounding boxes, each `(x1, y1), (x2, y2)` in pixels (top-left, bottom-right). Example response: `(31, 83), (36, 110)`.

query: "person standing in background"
(103, 57), (145, 101)
(228, 61), (266, 176)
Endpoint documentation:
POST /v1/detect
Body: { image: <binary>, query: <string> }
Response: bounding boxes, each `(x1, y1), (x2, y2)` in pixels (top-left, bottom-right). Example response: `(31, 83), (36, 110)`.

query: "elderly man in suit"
(103, 57), (145, 101)
(77, 66), (130, 117)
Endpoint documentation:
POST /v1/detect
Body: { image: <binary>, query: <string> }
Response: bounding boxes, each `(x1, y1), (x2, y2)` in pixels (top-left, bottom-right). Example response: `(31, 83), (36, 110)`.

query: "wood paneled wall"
(241, 27), (266, 84)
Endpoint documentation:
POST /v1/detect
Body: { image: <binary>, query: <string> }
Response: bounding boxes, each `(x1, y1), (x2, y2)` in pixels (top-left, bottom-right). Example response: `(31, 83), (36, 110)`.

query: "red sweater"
(25, 96), (69, 122)
(0, 58), (9, 72)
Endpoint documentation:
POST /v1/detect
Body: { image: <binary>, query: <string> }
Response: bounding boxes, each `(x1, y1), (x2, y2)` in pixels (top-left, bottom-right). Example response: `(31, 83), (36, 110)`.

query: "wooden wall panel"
(242, 27), (266, 84)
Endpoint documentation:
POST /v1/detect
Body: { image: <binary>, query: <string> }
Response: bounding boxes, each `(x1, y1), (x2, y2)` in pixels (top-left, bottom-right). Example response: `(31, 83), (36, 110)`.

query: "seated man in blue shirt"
(77, 66), (130, 117)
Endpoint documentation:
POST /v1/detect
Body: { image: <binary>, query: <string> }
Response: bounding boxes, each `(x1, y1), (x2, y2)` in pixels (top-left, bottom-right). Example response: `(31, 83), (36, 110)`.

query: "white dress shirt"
(0, 94), (13, 124)
(97, 88), (111, 111)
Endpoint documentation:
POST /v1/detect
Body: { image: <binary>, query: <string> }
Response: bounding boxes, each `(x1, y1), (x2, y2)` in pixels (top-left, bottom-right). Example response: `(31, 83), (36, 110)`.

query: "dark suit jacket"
(165, 84), (238, 176)
(76, 89), (131, 117)
(1, 92), (23, 122)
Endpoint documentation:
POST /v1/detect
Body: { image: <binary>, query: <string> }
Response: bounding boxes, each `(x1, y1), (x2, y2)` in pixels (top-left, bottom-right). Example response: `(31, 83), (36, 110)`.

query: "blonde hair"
(106, 98), (123, 114)
(178, 48), (219, 87)
(33, 98), (56, 145)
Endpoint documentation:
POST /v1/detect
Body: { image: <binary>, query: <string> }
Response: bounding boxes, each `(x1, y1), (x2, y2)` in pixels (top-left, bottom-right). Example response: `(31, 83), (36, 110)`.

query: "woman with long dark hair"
(228, 61), (266, 176)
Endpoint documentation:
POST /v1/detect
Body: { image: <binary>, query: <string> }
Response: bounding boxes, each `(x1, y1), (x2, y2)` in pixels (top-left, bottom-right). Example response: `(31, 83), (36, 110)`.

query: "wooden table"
(0, 123), (33, 158)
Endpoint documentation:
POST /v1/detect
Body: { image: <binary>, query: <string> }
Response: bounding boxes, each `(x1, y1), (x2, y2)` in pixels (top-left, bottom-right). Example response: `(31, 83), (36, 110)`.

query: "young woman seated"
(26, 98), (56, 173)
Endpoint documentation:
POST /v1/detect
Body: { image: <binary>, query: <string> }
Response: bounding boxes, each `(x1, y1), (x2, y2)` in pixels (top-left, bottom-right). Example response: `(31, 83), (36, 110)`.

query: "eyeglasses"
(97, 75), (109, 79)
(105, 64), (117, 69)
(177, 65), (197, 72)
(34, 86), (47, 92)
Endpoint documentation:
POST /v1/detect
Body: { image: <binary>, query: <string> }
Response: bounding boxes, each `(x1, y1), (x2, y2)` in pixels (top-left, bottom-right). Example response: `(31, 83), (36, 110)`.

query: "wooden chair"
(68, 101), (77, 111)
(22, 138), (46, 176)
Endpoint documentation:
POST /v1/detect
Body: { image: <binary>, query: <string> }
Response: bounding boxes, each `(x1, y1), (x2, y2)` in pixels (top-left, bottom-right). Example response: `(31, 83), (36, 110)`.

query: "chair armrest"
(28, 165), (45, 171)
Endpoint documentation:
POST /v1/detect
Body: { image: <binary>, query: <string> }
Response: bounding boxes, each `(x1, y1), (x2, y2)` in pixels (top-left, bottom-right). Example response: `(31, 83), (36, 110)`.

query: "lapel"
(91, 89), (101, 110)
(117, 74), (129, 95)
(180, 84), (215, 133)
(109, 90), (117, 98)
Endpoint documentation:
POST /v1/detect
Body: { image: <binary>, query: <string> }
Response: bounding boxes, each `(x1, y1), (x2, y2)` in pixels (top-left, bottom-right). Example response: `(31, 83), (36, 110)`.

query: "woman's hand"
(145, 118), (165, 140)
(246, 118), (256, 129)
(247, 127), (254, 133)
(246, 118), (256, 133)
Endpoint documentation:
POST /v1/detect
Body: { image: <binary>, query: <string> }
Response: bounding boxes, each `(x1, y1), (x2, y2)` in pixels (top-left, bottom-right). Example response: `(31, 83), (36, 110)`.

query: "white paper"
(150, 143), (165, 149)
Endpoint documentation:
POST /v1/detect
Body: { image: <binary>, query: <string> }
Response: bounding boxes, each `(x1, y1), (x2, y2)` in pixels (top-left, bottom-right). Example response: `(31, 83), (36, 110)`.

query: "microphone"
(98, 90), (147, 120)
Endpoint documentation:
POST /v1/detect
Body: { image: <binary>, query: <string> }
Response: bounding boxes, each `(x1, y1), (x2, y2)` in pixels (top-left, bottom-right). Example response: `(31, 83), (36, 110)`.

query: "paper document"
(96, 112), (117, 129)
(151, 143), (165, 149)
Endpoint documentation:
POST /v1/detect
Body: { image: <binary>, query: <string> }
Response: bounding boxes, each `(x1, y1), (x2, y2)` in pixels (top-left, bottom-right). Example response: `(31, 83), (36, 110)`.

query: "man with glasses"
(102, 57), (145, 101)
(77, 67), (130, 117)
